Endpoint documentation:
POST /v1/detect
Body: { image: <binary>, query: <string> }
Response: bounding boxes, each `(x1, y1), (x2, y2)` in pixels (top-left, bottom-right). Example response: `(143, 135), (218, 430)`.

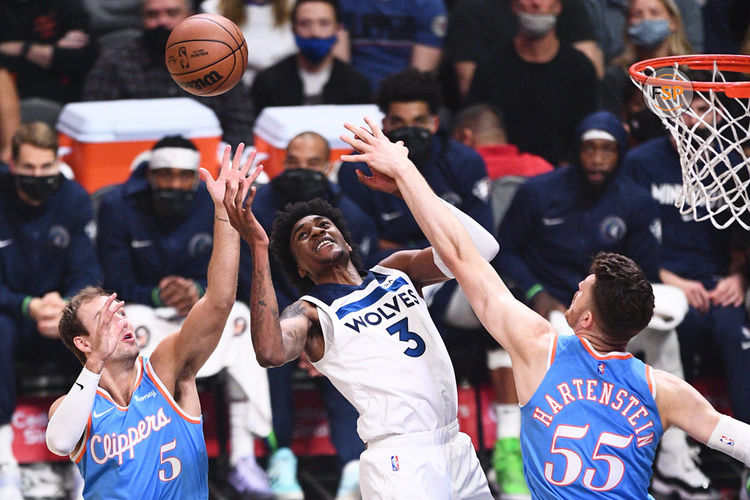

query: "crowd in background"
(0, 0), (749, 499)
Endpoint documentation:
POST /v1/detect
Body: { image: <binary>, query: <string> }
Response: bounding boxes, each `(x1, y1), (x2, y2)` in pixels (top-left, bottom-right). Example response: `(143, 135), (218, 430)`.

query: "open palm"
(200, 144), (262, 205)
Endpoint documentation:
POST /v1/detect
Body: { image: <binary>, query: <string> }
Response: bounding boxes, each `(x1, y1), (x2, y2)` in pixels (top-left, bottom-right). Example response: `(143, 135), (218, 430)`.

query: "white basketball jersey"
(301, 265), (458, 443)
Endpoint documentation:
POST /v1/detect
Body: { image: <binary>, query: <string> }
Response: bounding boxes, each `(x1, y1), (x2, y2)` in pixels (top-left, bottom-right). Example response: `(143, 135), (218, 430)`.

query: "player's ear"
(73, 335), (91, 354)
(580, 310), (594, 329)
(297, 266), (306, 278)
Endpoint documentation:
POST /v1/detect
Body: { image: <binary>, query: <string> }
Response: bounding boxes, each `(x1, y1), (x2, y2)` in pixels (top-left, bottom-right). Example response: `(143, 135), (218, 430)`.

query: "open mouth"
(315, 238), (334, 251)
(123, 332), (135, 342)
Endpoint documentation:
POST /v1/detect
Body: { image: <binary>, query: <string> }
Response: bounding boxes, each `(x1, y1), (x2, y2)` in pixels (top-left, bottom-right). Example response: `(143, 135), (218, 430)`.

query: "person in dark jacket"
(250, 0), (371, 117)
(252, 131), (378, 500)
(0, 122), (101, 498)
(96, 136), (273, 499)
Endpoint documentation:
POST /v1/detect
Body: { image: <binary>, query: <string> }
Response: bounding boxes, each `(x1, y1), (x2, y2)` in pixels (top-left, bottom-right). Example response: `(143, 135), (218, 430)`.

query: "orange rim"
(629, 54), (750, 98)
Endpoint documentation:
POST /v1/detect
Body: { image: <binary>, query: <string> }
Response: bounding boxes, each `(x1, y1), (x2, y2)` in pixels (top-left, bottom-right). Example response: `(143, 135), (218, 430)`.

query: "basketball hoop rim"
(629, 54), (750, 98)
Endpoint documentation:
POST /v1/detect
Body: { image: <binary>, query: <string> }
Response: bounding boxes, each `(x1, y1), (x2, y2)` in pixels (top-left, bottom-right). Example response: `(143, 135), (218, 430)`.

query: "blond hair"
(218, 0), (289, 28)
(11, 121), (57, 159)
(613, 0), (693, 69)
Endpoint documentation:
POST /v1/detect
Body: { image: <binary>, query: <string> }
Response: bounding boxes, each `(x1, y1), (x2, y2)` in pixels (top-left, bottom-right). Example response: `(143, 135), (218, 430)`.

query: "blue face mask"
(294, 34), (337, 64)
(627, 19), (671, 49)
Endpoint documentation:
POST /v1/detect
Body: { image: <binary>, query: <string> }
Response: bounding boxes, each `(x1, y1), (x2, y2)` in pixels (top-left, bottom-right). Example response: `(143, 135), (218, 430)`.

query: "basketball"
(165, 14), (247, 97)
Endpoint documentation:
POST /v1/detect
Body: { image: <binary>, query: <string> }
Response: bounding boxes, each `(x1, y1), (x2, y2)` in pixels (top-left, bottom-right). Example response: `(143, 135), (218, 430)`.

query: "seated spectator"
(252, 131), (378, 500)
(0, 122), (102, 499)
(600, 0), (692, 144)
(584, 0), (703, 64)
(467, 0), (598, 166)
(200, 0), (297, 87)
(0, 0), (97, 103)
(621, 101), (750, 432)
(251, 0), (371, 116)
(447, 0), (604, 101)
(703, 0), (749, 54)
(0, 68), (20, 164)
(338, 0), (447, 91)
(452, 103), (553, 179)
(95, 136), (272, 499)
(82, 0), (253, 146)
(497, 110), (717, 499)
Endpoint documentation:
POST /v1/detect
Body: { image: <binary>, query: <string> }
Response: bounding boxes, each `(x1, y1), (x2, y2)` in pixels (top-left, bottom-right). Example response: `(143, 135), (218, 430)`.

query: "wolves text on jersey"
(90, 406), (172, 465)
(531, 378), (655, 448)
(343, 288), (421, 333)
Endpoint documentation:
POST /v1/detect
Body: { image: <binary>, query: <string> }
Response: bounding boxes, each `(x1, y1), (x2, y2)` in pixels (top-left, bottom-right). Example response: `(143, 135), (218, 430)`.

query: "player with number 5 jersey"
(45, 145), (263, 498)
(224, 187), (498, 498)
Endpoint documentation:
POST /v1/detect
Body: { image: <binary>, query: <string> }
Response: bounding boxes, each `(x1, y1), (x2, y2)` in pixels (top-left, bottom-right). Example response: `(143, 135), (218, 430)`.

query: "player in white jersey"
(222, 182), (498, 497)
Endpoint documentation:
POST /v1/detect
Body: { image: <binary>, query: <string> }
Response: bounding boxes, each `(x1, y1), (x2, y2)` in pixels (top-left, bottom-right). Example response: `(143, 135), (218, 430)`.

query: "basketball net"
(630, 55), (750, 230)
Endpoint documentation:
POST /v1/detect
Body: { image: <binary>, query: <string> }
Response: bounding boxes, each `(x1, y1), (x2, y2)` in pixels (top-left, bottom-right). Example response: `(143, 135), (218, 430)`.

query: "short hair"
(589, 252), (654, 343)
(453, 103), (507, 136)
(291, 0), (340, 24)
(12, 122), (57, 159)
(152, 135), (197, 151)
(58, 286), (109, 366)
(376, 69), (443, 115)
(287, 131), (331, 159)
(269, 199), (363, 293)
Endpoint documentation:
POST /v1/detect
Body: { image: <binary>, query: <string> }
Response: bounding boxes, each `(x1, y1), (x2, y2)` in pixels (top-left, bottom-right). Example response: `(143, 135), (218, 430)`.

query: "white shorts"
(360, 420), (492, 500)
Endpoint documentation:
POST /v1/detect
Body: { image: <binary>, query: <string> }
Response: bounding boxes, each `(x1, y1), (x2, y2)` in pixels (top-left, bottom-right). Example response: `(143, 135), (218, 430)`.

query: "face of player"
(283, 135), (331, 174)
(579, 139), (619, 189)
(290, 215), (352, 279)
(11, 143), (61, 206)
(293, 2), (339, 39)
(142, 0), (191, 30)
(77, 295), (139, 364)
(565, 274), (595, 329)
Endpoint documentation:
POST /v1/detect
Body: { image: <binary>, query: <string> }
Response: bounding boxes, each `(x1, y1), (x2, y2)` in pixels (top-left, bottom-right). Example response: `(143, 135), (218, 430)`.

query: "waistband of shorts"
(366, 420), (459, 450)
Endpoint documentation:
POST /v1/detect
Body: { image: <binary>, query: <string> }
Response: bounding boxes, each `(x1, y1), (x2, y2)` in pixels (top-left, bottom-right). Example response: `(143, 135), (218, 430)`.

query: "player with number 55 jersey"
(225, 191), (499, 498)
(45, 145), (262, 498)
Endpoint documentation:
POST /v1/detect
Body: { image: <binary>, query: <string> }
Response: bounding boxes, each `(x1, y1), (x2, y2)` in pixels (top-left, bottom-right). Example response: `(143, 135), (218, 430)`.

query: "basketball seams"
(190, 15), (242, 46)
(168, 42), (239, 76)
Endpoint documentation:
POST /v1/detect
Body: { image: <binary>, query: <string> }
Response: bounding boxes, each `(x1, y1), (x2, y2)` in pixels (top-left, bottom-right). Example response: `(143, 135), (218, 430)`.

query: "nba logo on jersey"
(391, 455), (399, 471)
(597, 362), (606, 375)
(720, 435), (735, 446)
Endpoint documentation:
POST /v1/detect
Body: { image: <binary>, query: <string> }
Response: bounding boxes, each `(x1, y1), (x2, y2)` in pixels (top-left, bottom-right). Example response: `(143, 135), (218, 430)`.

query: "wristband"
(526, 284), (544, 301)
(151, 287), (164, 307)
(21, 295), (33, 317)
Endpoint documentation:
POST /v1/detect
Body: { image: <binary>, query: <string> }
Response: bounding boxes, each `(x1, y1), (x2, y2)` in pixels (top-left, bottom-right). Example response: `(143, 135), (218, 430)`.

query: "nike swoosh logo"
(381, 211), (401, 222)
(131, 240), (152, 249)
(75, 382), (83, 391)
(0, 239), (13, 248)
(542, 218), (565, 226)
(93, 407), (114, 418)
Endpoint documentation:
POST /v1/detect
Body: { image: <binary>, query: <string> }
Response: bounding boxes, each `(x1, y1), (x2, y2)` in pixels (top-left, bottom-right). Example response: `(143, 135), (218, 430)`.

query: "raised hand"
(200, 144), (261, 207)
(223, 172), (268, 247)
(87, 293), (128, 371)
(340, 117), (411, 180)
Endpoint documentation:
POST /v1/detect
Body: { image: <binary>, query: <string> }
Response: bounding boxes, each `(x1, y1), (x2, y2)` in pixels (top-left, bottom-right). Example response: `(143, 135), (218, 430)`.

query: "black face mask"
(385, 127), (433, 168)
(14, 174), (61, 204)
(271, 168), (329, 203)
(151, 188), (195, 219)
(143, 26), (172, 56)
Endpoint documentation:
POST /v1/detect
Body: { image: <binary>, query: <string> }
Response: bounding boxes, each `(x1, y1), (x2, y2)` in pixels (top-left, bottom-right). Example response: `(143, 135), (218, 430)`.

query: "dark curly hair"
(589, 252), (654, 343)
(376, 68), (443, 115)
(270, 199), (363, 294)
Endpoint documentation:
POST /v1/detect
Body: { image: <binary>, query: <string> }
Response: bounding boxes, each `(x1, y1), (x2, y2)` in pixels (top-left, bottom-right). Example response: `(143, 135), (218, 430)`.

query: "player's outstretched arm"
(655, 369), (750, 467)
(221, 167), (316, 367)
(151, 145), (259, 384)
(341, 119), (553, 400)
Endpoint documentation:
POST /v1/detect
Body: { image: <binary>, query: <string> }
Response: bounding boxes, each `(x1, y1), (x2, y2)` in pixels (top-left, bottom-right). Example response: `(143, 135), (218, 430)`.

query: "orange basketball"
(165, 14), (247, 97)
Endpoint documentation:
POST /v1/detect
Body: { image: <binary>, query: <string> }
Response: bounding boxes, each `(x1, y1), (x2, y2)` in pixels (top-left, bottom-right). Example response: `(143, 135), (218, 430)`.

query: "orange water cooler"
(57, 98), (222, 193)
(252, 104), (382, 179)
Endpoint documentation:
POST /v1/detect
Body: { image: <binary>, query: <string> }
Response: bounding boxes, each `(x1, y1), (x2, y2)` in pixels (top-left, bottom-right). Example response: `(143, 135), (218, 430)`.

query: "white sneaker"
(651, 447), (719, 500)
(335, 460), (361, 500)
(229, 455), (273, 499)
(0, 461), (23, 500)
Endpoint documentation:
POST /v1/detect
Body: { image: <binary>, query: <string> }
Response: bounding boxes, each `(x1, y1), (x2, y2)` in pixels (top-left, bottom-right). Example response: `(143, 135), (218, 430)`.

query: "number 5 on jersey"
(159, 439), (182, 482)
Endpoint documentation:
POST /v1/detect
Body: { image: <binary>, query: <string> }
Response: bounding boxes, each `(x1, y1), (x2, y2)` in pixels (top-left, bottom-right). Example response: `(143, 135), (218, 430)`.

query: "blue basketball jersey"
(521, 335), (662, 499)
(72, 357), (208, 499)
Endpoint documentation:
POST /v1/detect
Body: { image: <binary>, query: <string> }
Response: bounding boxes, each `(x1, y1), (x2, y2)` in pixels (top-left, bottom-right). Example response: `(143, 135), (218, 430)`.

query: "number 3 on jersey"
(386, 318), (425, 357)
(159, 439), (182, 482)
(545, 424), (633, 491)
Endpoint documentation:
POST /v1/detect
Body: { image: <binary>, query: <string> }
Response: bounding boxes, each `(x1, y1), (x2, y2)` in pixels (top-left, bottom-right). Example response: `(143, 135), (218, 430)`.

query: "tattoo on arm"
(280, 301), (306, 320)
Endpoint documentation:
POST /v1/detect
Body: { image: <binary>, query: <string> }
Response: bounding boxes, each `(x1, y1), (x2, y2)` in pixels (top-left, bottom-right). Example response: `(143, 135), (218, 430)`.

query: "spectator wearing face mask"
(250, 0), (371, 117)
(250, 131), (378, 500)
(599, 0), (692, 145)
(0, 122), (101, 500)
(82, 0), (253, 146)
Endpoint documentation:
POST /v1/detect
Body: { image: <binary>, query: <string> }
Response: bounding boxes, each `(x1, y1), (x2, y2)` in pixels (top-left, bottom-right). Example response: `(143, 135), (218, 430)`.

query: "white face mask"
(517, 12), (557, 38)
